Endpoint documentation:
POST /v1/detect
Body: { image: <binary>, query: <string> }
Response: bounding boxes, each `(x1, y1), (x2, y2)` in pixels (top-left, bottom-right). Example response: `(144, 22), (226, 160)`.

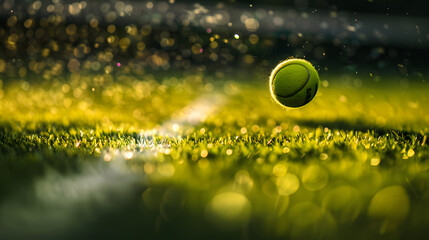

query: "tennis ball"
(269, 58), (319, 108)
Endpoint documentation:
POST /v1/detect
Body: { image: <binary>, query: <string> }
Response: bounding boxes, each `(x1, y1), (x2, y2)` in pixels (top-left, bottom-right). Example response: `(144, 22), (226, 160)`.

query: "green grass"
(0, 74), (429, 239)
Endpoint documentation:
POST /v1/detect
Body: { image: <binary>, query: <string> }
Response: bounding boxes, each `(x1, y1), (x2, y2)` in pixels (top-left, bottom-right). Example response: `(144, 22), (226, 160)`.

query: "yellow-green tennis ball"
(269, 58), (319, 108)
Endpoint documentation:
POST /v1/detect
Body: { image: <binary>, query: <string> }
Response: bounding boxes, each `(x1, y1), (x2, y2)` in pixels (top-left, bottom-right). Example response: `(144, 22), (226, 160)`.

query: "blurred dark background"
(182, 0), (427, 16)
(0, 0), (428, 81)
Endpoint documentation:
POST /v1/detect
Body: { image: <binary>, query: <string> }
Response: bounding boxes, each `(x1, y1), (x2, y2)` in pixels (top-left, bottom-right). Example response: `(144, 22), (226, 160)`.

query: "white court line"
(0, 93), (227, 237)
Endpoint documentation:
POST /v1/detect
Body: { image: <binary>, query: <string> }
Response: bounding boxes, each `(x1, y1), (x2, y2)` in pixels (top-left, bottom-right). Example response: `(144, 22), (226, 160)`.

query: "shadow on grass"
(293, 118), (424, 140)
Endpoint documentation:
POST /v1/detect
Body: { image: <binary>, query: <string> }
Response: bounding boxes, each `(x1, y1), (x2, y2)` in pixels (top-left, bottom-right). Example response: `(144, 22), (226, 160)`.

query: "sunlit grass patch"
(0, 74), (429, 239)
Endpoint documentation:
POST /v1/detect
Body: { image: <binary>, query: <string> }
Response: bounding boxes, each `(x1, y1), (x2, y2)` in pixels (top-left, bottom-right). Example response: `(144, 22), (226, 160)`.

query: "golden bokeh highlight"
(368, 185), (410, 233)
(205, 192), (251, 230)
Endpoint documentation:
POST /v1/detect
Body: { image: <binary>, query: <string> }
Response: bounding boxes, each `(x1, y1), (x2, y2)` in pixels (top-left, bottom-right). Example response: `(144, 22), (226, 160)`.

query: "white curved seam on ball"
(272, 63), (310, 98)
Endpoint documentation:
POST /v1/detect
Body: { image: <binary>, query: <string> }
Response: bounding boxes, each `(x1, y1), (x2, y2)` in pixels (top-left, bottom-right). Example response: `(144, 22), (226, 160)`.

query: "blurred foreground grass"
(0, 74), (429, 239)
